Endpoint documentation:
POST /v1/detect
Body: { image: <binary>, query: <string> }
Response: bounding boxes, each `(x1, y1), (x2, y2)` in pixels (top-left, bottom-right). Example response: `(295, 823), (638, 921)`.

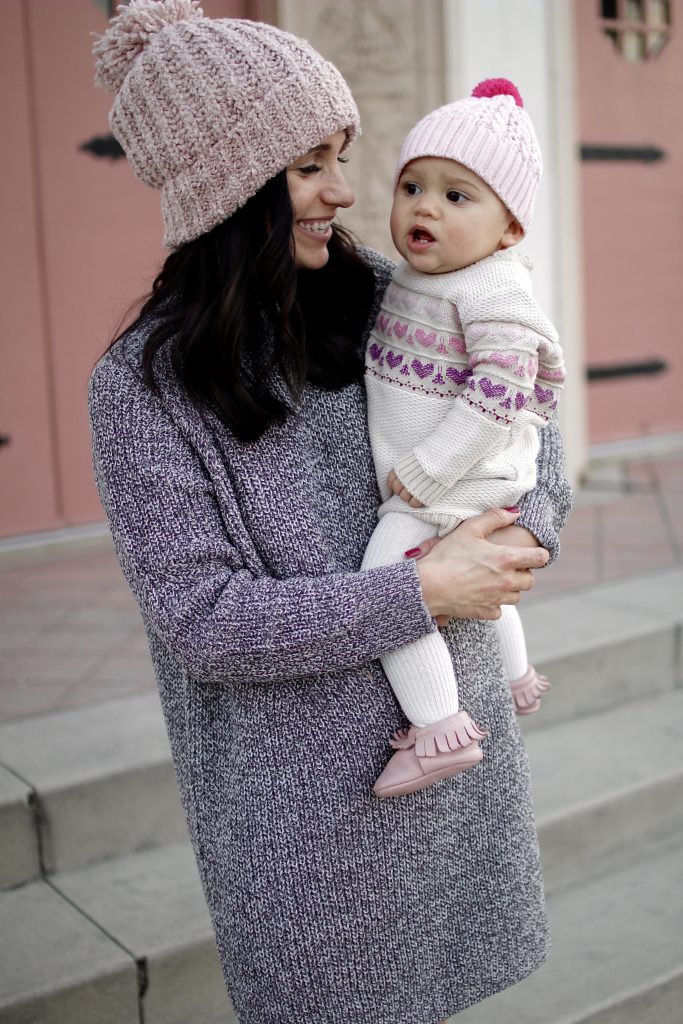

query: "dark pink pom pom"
(471, 78), (524, 108)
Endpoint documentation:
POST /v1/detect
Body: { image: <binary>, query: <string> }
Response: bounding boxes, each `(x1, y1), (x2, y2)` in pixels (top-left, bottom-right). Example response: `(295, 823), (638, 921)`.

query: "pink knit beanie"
(93, 0), (360, 248)
(394, 79), (542, 232)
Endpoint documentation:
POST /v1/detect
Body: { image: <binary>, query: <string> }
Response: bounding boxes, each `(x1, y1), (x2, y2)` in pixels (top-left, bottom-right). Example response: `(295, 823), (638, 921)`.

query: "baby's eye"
(403, 182), (422, 196)
(298, 163), (322, 175)
(446, 190), (467, 204)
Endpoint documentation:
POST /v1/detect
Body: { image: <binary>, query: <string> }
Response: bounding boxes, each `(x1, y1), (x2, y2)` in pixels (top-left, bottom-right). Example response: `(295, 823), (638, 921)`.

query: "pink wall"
(1, 1), (61, 534)
(574, 0), (683, 444)
(1, 0), (256, 539)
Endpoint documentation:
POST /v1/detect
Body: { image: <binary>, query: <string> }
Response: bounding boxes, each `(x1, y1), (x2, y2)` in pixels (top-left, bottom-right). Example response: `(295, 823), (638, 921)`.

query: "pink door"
(574, 0), (683, 444)
(1, 0), (257, 539)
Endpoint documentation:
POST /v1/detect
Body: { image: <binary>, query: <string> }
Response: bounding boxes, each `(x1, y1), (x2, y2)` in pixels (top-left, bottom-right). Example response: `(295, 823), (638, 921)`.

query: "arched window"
(600, 0), (672, 61)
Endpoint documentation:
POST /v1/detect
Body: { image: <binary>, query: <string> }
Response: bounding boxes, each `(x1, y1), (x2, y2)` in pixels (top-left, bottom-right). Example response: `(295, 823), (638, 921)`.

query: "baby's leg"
(494, 604), (550, 715)
(494, 604), (528, 682)
(362, 512), (459, 726)
(365, 512), (487, 797)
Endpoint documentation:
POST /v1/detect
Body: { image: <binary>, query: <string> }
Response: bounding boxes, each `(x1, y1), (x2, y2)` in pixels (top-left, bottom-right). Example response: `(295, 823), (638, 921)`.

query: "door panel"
(0, 0), (61, 536)
(1, 0), (255, 538)
(575, 0), (683, 443)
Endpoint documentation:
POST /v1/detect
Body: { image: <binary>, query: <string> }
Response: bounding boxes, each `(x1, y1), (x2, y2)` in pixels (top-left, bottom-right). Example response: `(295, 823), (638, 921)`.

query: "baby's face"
(390, 157), (522, 274)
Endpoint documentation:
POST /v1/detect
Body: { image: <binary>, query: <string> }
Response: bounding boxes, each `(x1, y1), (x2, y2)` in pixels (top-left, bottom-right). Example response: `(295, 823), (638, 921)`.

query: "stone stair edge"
(452, 843), (683, 1024)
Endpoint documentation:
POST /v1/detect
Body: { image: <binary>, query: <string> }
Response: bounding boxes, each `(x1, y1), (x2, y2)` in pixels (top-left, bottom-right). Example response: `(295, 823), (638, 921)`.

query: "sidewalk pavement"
(1, 453), (681, 724)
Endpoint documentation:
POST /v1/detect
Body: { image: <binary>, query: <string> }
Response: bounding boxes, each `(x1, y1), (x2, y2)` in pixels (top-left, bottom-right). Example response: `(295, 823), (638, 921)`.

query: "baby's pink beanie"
(394, 79), (542, 232)
(93, 0), (360, 248)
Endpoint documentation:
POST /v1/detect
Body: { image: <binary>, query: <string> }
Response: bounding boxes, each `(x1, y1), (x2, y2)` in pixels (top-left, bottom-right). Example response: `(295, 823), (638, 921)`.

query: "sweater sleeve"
(89, 355), (435, 686)
(516, 420), (573, 564)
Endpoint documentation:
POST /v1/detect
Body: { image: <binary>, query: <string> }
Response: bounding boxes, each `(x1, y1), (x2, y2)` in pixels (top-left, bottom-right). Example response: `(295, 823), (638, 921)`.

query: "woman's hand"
(387, 469), (424, 508)
(411, 508), (548, 623)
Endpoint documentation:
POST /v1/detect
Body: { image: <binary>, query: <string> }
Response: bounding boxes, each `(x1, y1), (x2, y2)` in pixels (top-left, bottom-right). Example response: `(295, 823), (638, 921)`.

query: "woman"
(90, 3), (571, 1022)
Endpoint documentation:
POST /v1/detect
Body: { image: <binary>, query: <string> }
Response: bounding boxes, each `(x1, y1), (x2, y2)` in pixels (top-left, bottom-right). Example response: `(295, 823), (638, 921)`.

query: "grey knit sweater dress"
(89, 249), (572, 1024)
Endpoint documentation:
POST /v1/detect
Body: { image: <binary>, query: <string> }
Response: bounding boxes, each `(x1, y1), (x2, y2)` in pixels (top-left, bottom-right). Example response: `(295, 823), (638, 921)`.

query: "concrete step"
(0, 764), (39, 889)
(522, 566), (683, 731)
(530, 690), (683, 892)
(0, 877), (139, 1024)
(0, 843), (231, 1024)
(0, 695), (186, 888)
(452, 844), (683, 1024)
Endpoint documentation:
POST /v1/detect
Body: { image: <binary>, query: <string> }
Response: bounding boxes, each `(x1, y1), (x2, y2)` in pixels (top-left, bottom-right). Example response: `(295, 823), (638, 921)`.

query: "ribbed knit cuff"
(517, 425), (573, 565)
(394, 453), (449, 506)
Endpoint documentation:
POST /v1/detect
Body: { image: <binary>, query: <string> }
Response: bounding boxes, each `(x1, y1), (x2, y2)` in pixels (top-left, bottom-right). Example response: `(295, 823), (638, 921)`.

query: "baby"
(363, 79), (566, 798)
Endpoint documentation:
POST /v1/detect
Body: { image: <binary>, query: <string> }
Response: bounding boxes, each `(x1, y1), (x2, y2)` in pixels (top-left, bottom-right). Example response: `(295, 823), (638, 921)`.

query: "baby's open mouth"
(411, 228), (435, 243)
(407, 227), (436, 253)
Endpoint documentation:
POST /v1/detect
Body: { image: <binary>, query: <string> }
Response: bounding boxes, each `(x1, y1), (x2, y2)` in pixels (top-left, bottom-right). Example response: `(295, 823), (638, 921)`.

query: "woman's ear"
(499, 217), (524, 249)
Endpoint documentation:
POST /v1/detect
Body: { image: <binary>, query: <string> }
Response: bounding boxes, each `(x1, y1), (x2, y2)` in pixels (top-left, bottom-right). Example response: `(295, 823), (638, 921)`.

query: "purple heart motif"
(412, 359), (434, 379)
(369, 343), (383, 362)
(378, 315), (390, 334)
(448, 336), (466, 354)
(414, 329), (436, 347)
(534, 383), (554, 404)
(393, 321), (409, 339)
(479, 377), (507, 399)
(446, 366), (472, 386)
(515, 392), (527, 410)
(386, 351), (403, 369)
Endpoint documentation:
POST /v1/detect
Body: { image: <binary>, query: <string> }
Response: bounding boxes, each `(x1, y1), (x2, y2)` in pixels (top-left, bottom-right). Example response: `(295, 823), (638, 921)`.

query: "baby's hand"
(387, 469), (424, 509)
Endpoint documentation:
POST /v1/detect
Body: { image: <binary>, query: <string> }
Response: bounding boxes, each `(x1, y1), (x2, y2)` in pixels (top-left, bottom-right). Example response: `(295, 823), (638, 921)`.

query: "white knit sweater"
(365, 249), (565, 532)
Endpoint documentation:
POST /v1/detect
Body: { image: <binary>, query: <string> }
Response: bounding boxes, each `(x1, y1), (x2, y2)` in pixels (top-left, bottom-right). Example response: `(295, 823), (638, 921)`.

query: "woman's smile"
(287, 131), (354, 269)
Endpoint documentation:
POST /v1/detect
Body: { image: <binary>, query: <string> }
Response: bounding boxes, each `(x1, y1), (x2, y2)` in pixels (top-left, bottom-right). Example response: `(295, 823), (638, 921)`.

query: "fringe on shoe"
(389, 727), (416, 751)
(414, 711), (488, 758)
(510, 664), (551, 714)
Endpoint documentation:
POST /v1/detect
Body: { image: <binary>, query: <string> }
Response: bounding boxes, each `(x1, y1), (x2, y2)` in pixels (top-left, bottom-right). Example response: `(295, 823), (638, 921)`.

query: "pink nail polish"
(504, 506), (520, 513)
(404, 548), (421, 558)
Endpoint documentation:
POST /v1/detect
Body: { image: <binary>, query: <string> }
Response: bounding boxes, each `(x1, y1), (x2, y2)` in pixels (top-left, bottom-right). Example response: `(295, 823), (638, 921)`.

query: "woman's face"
(286, 130), (355, 270)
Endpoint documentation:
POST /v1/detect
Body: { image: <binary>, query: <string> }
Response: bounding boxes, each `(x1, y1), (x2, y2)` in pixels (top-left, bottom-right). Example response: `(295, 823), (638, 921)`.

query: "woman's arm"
(516, 420), (572, 563)
(90, 354), (436, 686)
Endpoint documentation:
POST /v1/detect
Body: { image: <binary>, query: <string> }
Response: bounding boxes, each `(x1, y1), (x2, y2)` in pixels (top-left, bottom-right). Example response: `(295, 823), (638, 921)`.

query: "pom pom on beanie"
(471, 77), (524, 107)
(93, 0), (360, 248)
(94, 0), (203, 92)
(394, 77), (542, 232)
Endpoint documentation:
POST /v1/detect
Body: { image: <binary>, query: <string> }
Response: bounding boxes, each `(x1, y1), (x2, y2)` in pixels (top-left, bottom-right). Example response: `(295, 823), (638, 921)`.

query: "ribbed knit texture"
(89, 248), (571, 1023)
(93, 1), (360, 247)
(365, 249), (565, 535)
(361, 512), (461, 725)
(395, 84), (542, 231)
(496, 604), (529, 681)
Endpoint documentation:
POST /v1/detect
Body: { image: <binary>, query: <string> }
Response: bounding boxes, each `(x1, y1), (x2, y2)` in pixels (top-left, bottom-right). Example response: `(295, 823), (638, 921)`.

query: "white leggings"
(362, 512), (528, 727)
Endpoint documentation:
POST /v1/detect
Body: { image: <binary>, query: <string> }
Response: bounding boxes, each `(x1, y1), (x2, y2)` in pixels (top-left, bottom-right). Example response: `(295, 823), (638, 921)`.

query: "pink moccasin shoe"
(509, 664), (551, 715)
(373, 710), (487, 799)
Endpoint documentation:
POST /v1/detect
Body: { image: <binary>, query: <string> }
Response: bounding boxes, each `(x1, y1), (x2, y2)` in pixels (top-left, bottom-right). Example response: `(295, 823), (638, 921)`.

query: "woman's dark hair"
(117, 171), (376, 442)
